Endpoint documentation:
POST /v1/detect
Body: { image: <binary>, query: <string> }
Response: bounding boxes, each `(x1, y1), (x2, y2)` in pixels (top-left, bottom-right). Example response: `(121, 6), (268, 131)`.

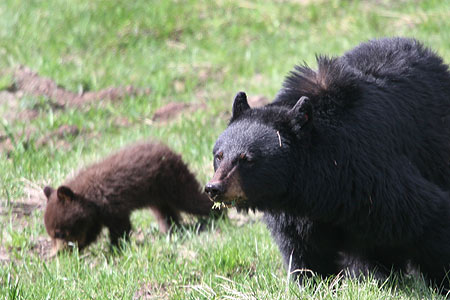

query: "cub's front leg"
(106, 215), (132, 248)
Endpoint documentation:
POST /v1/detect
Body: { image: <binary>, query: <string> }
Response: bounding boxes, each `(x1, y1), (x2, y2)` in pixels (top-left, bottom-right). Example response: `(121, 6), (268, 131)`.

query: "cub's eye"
(215, 152), (223, 161)
(54, 230), (66, 239)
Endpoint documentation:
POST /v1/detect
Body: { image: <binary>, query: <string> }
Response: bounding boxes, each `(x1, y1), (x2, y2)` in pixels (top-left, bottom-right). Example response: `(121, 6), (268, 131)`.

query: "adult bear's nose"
(205, 182), (224, 199)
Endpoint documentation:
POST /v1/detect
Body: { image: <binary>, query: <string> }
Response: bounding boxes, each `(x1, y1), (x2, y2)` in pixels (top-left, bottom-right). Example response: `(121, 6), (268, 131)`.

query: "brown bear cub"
(43, 142), (218, 251)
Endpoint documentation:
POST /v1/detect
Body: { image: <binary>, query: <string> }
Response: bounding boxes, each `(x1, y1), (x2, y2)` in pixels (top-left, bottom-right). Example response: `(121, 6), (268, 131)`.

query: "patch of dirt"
(113, 116), (132, 128)
(35, 124), (80, 148)
(3, 180), (44, 222)
(0, 90), (33, 122)
(0, 126), (35, 153)
(168, 62), (228, 86)
(8, 66), (151, 107)
(178, 248), (198, 262)
(31, 237), (55, 259)
(0, 124), (80, 155)
(273, 0), (326, 4)
(0, 177), (45, 215)
(0, 201), (42, 217)
(0, 247), (9, 262)
(133, 282), (168, 300)
(166, 39), (186, 51)
(0, 236), (55, 262)
(152, 102), (205, 123)
(0, 90), (43, 123)
(196, 66), (228, 85)
(173, 80), (186, 93)
(0, 65), (150, 153)
(0, 66), (151, 124)
(0, 178), (56, 261)
(0, 136), (13, 155)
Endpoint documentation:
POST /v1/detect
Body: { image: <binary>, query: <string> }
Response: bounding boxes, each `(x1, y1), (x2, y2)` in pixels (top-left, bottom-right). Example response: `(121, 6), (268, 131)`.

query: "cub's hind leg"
(150, 205), (181, 233)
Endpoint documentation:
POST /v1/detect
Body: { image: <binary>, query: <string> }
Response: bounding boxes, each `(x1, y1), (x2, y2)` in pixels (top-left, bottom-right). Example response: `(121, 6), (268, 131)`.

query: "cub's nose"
(205, 182), (224, 199)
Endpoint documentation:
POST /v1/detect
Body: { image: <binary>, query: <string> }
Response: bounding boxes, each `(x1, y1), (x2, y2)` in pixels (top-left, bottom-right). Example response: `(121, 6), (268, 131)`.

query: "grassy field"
(0, 0), (449, 299)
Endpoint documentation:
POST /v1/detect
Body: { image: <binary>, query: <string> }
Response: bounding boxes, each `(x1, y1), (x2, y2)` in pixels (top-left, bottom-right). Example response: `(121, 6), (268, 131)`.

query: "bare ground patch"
(134, 282), (169, 300)
(8, 66), (151, 107)
(151, 102), (206, 123)
(0, 124), (81, 155)
(0, 247), (9, 262)
(0, 236), (55, 262)
(31, 236), (54, 259)
(0, 90), (41, 122)
(0, 200), (42, 217)
(35, 124), (80, 148)
(168, 62), (228, 86)
(0, 178), (45, 216)
(0, 65), (149, 153)
(0, 178), (54, 261)
(0, 65), (151, 125)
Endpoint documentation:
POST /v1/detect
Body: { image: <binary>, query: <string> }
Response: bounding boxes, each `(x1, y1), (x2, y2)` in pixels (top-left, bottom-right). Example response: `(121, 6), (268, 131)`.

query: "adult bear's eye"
(215, 152), (223, 162)
(239, 152), (254, 163)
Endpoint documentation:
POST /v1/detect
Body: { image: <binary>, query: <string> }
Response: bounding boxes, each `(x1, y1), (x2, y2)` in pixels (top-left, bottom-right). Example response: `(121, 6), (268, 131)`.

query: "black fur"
(210, 38), (450, 289)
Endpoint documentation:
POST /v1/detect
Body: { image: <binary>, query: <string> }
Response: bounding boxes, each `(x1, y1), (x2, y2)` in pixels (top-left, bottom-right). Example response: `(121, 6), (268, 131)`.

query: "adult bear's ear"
(231, 91), (250, 121)
(43, 186), (54, 201)
(56, 185), (75, 202)
(288, 96), (313, 132)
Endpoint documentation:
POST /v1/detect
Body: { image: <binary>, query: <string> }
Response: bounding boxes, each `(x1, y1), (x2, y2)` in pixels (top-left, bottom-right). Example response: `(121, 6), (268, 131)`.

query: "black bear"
(44, 142), (220, 252)
(205, 38), (450, 289)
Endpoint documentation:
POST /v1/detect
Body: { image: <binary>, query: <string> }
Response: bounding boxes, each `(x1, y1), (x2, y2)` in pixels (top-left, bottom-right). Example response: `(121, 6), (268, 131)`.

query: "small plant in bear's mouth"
(212, 198), (244, 209)
(212, 202), (228, 209)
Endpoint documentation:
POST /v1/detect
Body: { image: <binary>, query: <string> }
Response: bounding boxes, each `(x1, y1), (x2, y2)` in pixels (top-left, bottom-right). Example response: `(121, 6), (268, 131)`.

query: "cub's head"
(43, 185), (100, 252)
(205, 92), (313, 211)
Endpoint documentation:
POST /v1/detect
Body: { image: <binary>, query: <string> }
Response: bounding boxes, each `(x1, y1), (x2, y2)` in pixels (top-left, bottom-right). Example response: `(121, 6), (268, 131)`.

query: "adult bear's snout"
(205, 182), (224, 200)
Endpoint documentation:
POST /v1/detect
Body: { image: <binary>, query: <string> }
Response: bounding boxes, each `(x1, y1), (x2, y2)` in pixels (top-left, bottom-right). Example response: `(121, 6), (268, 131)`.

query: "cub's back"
(66, 142), (184, 199)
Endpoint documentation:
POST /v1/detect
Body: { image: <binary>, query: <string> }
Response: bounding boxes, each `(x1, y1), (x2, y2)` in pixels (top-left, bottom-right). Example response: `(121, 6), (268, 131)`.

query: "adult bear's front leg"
(263, 212), (344, 280)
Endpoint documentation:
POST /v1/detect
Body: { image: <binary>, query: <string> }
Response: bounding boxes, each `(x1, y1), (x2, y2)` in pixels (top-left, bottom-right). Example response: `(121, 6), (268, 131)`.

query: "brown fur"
(43, 142), (219, 251)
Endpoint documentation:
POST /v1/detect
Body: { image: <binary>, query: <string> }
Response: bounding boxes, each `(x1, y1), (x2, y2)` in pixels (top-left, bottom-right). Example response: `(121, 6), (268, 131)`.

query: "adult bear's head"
(205, 91), (314, 211)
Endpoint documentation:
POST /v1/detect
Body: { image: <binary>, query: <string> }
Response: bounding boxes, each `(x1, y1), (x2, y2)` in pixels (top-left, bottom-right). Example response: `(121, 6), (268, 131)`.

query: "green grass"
(0, 0), (449, 299)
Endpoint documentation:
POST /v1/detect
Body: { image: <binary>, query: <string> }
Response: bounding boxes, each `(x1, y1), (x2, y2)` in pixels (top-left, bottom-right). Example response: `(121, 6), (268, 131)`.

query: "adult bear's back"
(278, 37), (450, 190)
(343, 37), (449, 85)
(342, 38), (450, 190)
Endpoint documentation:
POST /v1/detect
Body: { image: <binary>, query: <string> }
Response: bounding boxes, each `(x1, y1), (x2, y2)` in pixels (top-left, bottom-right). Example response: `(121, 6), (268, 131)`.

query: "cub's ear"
(43, 186), (54, 201)
(56, 186), (75, 202)
(231, 91), (250, 121)
(288, 96), (313, 131)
